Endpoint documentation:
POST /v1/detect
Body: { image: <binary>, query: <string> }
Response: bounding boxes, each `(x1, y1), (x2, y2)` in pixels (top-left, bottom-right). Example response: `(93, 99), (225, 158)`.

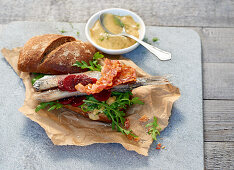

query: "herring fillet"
(34, 89), (87, 102)
(33, 71), (101, 91)
(33, 75), (170, 102)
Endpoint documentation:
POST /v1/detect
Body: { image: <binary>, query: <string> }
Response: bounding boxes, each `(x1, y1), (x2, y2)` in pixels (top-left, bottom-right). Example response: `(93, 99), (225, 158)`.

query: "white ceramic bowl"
(85, 8), (145, 55)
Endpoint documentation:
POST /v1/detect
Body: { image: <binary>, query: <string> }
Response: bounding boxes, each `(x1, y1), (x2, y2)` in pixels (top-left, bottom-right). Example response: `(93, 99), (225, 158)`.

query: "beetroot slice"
(63, 75), (77, 92)
(91, 78), (97, 84)
(71, 96), (86, 107)
(59, 97), (75, 105)
(93, 89), (111, 101)
(58, 74), (97, 92)
(74, 74), (94, 86)
(58, 79), (66, 91)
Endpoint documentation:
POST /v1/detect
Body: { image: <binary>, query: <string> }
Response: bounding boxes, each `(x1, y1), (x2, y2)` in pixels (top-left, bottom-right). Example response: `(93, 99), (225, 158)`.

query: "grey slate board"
(0, 22), (203, 170)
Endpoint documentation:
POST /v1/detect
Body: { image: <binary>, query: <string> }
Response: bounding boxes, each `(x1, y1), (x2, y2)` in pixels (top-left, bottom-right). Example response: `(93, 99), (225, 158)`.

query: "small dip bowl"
(85, 8), (145, 55)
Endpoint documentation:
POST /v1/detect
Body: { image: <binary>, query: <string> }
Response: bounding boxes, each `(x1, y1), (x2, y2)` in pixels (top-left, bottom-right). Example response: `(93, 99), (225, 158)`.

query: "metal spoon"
(99, 13), (171, 61)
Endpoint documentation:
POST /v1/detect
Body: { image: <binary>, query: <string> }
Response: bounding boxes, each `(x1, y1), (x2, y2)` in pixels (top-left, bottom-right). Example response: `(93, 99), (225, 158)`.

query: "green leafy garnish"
(93, 52), (104, 60)
(76, 31), (80, 36)
(143, 37), (151, 45)
(99, 37), (104, 41)
(59, 29), (67, 33)
(113, 16), (124, 28)
(152, 37), (159, 42)
(31, 73), (45, 85)
(35, 101), (63, 112)
(80, 91), (143, 137)
(73, 52), (104, 71)
(145, 116), (160, 140)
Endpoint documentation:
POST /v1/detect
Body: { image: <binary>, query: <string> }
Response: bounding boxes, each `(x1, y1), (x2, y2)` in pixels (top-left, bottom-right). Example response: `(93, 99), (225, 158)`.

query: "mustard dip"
(90, 13), (139, 49)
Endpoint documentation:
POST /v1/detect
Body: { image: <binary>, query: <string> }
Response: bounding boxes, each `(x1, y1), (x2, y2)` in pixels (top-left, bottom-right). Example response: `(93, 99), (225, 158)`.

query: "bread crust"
(18, 34), (96, 74)
(38, 41), (96, 74)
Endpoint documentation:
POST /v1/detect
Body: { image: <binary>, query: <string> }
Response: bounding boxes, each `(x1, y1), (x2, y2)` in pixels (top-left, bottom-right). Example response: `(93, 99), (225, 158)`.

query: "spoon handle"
(125, 34), (171, 61)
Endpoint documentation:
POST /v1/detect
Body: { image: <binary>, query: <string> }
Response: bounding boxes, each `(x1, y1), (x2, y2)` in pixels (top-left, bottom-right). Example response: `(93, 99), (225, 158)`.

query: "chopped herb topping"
(99, 37), (104, 41)
(59, 29), (67, 34)
(152, 37), (159, 42)
(76, 31), (80, 36)
(113, 16), (124, 28)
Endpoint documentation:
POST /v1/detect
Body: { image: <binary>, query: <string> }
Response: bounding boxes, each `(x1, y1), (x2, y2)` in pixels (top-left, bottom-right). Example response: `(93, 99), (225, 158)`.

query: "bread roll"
(18, 34), (97, 74)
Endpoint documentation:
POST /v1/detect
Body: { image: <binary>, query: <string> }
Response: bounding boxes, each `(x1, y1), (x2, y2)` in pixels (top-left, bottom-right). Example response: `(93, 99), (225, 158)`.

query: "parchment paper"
(1, 47), (180, 156)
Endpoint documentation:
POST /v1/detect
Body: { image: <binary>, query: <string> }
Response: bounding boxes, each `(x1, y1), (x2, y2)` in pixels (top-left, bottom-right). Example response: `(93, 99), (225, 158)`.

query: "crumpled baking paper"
(1, 47), (180, 156)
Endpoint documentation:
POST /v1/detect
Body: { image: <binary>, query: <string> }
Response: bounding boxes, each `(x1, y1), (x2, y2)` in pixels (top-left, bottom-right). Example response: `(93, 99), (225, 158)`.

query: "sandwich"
(18, 34), (168, 139)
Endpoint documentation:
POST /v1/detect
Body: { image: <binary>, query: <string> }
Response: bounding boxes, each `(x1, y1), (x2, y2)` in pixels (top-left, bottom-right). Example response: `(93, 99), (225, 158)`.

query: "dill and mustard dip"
(90, 13), (139, 49)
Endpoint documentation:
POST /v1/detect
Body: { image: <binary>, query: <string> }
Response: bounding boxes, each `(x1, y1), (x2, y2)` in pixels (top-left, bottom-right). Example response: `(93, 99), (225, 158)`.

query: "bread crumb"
(32, 44), (39, 50)
(62, 51), (70, 56)
(85, 50), (91, 54)
(139, 115), (149, 122)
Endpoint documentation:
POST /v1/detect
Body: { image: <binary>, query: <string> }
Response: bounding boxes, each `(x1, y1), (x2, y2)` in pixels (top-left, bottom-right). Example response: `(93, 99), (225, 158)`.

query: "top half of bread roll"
(18, 34), (97, 74)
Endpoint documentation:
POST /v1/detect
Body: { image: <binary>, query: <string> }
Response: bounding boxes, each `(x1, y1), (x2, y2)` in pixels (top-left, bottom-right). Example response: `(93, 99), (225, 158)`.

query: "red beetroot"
(74, 74), (94, 86)
(93, 89), (111, 101)
(91, 78), (97, 84)
(58, 79), (66, 91)
(71, 96), (86, 107)
(58, 74), (96, 92)
(124, 118), (130, 129)
(62, 75), (77, 92)
(59, 97), (75, 105)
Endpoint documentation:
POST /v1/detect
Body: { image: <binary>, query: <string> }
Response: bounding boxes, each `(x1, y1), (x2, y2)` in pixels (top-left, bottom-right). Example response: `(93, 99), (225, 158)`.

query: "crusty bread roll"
(18, 34), (96, 74)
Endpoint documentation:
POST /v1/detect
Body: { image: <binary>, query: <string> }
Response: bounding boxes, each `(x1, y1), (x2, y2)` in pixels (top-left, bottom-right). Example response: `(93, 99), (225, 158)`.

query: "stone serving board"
(0, 22), (203, 170)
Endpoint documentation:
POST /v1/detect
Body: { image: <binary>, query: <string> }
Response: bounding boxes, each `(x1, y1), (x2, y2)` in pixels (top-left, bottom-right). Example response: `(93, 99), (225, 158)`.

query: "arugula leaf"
(35, 101), (63, 112)
(93, 52), (105, 60)
(31, 73), (45, 85)
(131, 97), (144, 105)
(111, 91), (144, 106)
(73, 52), (104, 72)
(145, 116), (160, 140)
(82, 98), (134, 136)
(80, 91), (144, 137)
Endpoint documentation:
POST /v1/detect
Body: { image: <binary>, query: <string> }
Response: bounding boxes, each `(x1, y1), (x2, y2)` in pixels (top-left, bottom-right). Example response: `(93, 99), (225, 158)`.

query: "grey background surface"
(1, 0), (234, 169)
(0, 22), (202, 170)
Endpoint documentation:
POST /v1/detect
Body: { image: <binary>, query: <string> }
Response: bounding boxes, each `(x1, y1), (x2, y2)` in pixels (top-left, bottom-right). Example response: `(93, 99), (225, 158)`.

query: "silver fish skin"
(33, 76), (169, 102)
(33, 71), (101, 91)
(33, 89), (87, 102)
